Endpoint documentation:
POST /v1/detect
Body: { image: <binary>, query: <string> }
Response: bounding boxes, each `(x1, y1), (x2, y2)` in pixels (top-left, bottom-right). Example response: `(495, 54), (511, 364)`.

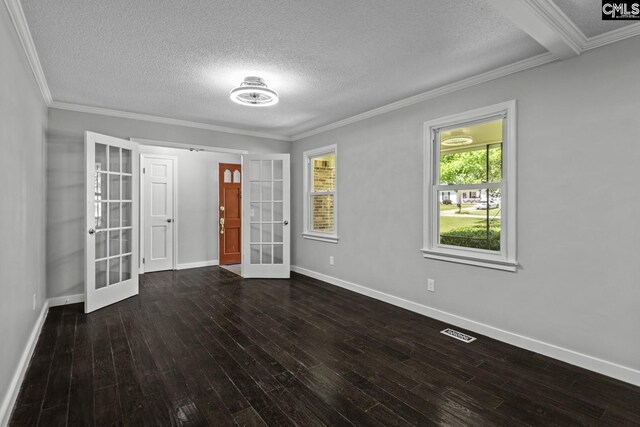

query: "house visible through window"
(422, 101), (517, 271)
(439, 128), (502, 251)
(303, 145), (338, 243)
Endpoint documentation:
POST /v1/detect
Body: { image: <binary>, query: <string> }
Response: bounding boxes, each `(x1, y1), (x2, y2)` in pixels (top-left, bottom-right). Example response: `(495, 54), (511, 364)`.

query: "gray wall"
(139, 145), (240, 265)
(47, 108), (290, 298)
(291, 36), (640, 372)
(0, 3), (48, 419)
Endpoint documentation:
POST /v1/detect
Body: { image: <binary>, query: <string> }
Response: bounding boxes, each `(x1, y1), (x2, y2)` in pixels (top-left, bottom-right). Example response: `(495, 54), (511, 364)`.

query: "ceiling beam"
(486, 0), (584, 59)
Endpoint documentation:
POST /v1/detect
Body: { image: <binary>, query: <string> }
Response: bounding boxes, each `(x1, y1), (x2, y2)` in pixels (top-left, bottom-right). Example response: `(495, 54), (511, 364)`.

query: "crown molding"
(4, 0), (290, 142)
(131, 138), (248, 155)
(49, 102), (291, 142)
(486, 0), (581, 59)
(3, 0), (52, 104)
(7, 0), (640, 143)
(488, 1), (640, 55)
(523, 0), (587, 55)
(291, 52), (556, 141)
(584, 22), (640, 51)
(291, 2), (640, 141)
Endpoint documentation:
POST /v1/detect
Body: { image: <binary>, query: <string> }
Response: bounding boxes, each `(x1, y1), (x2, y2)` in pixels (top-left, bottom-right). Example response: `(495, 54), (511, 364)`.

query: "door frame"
(131, 137), (247, 155)
(139, 153), (178, 274)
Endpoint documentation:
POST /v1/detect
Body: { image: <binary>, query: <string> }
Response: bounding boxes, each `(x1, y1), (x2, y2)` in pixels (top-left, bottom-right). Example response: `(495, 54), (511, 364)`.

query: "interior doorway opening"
(219, 163), (242, 273)
(85, 133), (289, 313)
(133, 139), (244, 275)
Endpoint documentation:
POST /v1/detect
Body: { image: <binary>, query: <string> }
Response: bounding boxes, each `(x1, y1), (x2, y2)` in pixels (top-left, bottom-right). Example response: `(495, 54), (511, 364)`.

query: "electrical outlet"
(329, 256), (334, 266)
(32, 293), (36, 310)
(427, 279), (435, 292)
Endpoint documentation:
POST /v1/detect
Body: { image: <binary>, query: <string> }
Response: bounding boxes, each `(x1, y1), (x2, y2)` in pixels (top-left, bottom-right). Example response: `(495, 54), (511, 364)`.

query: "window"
(422, 101), (517, 271)
(303, 145), (338, 243)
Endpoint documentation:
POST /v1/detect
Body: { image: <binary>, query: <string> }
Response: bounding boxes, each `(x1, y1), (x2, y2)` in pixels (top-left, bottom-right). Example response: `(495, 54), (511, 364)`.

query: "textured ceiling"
(21, 0), (548, 138)
(554, 0), (637, 38)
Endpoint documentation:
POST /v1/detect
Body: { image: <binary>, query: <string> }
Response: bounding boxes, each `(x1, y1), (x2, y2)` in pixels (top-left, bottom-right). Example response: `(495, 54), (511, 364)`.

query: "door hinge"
(143, 167), (146, 174)
(143, 258), (145, 264)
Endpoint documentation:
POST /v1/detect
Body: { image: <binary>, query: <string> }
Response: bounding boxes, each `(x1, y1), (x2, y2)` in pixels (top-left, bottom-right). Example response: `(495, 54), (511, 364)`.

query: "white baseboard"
(0, 300), (49, 427)
(48, 293), (84, 307)
(176, 260), (219, 270)
(291, 265), (640, 387)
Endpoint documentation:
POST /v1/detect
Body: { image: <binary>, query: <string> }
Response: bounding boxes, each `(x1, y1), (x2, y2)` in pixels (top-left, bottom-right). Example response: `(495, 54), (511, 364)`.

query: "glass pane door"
(94, 144), (133, 289)
(85, 132), (138, 313)
(249, 159), (284, 266)
(242, 154), (290, 278)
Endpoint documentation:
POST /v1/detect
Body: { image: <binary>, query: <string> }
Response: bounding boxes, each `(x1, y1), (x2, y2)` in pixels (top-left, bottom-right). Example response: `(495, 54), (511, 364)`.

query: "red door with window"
(219, 164), (241, 264)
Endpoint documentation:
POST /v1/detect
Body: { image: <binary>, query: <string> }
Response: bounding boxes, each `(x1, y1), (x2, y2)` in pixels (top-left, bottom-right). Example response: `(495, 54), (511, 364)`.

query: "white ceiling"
(554, 0), (636, 38)
(17, 0), (639, 140)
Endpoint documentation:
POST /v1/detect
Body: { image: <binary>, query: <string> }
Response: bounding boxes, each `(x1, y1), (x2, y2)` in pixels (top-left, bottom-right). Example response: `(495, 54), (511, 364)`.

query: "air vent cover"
(441, 328), (476, 343)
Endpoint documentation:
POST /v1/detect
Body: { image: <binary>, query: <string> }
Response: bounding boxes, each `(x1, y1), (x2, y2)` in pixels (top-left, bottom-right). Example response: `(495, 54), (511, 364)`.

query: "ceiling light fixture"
(229, 76), (279, 107)
(441, 135), (473, 146)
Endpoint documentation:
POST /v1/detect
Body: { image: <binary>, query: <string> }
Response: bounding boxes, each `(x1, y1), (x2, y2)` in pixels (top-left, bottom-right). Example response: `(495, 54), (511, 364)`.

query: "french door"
(242, 154), (290, 278)
(85, 132), (139, 313)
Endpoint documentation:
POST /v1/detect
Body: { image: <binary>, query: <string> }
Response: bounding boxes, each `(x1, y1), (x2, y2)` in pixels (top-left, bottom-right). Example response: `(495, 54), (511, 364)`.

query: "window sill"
(420, 249), (518, 272)
(303, 232), (339, 244)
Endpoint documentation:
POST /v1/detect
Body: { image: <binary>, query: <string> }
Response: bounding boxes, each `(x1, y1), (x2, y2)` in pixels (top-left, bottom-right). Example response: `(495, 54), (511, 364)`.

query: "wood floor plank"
(94, 385), (123, 427)
(266, 387), (326, 427)
(274, 370), (354, 426)
(10, 266), (640, 426)
(8, 403), (39, 427)
(184, 301), (295, 425)
(118, 310), (165, 397)
(90, 316), (117, 390)
(233, 407), (268, 427)
(38, 404), (68, 427)
(105, 314), (149, 426)
(342, 370), (440, 426)
(155, 304), (237, 427)
(41, 313), (76, 410)
(67, 314), (94, 426)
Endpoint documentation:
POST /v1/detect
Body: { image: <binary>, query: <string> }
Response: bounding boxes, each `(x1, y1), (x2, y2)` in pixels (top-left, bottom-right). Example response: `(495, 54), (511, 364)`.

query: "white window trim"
(303, 144), (339, 244)
(422, 100), (517, 272)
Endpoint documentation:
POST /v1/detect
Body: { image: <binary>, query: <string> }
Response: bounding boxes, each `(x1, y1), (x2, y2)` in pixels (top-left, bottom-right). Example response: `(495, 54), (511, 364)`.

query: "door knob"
(167, 218), (172, 223)
(283, 220), (289, 226)
(88, 228), (95, 235)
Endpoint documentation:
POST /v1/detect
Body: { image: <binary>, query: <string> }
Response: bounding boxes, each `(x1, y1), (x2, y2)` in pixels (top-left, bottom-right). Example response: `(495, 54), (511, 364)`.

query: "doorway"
(219, 163), (242, 266)
(98, 138), (290, 283)
(85, 135), (290, 314)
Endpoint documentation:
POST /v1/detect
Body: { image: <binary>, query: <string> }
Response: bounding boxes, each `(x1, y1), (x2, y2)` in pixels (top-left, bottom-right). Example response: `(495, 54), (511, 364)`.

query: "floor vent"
(441, 328), (476, 343)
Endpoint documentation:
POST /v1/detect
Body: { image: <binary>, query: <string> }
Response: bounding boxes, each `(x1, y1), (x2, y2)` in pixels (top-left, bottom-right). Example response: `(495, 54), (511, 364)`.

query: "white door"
(85, 132), (139, 313)
(242, 154), (290, 278)
(142, 156), (176, 272)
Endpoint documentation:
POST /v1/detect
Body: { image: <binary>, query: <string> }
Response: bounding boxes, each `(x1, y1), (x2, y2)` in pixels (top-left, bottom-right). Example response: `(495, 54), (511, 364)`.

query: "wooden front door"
(219, 163), (242, 265)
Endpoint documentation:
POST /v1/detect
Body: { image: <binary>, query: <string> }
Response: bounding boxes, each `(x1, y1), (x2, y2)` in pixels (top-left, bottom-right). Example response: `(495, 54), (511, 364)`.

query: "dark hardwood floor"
(10, 267), (640, 426)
